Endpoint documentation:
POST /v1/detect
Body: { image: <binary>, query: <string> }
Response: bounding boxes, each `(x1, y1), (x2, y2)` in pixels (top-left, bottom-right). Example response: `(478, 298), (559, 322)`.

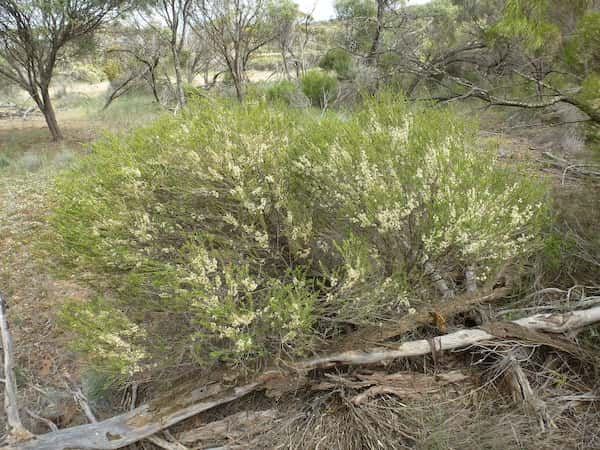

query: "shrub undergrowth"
(50, 94), (547, 381)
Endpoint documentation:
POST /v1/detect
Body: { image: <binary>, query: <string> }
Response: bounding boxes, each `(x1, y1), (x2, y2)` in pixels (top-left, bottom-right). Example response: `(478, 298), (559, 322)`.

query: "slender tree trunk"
(203, 65), (210, 86)
(367, 0), (385, 65)
(39, 87), (63, 141)
(281, 50), (291, 79)
(231, 55), (244, 102)
(233, 73), (244, 102)
(147, 62), (162, 105)
(407, 76), (421, 98)
(171, 44), (186, 111)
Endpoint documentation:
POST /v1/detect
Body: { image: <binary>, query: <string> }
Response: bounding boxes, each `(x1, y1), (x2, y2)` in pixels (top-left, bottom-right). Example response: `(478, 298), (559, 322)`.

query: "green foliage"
(493, 0), (590, 52)
(183, 84), (205, 101)
(266, 80), (299, 104)
(319, 48), (354, 80)
(335, 0), (377, 53)
(0, 154), (10, 169)
(493, 0), (560, 51)
(300, 69), (339, 107)
(577, 72), (600, 105)
(65, 62), (106, 83)
(50, 94), (547, 380)
(101, 59), (123, 83)
(267, 0), (298, 24)
(335, 0), (376, 21)
(565, 12), (600, 72)
(60, 300), (147, 377)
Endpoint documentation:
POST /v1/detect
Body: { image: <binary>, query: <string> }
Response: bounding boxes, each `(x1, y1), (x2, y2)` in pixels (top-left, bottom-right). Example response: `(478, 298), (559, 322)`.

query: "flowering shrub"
(51, 94), (546, 379)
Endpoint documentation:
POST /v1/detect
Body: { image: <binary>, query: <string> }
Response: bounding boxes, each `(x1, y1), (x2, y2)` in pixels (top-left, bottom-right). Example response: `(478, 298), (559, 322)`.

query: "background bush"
(300, 69), (339, 108)
(50, 94), (547, 382)
(266, 79), (299, 104)
(101, 59), (123, 84)
(319, 48), (354, 80)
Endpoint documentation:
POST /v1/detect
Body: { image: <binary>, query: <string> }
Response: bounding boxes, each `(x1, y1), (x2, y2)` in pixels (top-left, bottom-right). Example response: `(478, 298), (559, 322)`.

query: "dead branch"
(294, 306), (600, 370)
(147, 434), (189, 450)
(0, 293), (33, 442)
(349, 370), (471, 405)
(441, 75), (600, 124)
(176, 409), (279, 445)
(72, 388), (97, 423)
(24, 409), (58, 432)
(331, 285), (511, 352)
(540, 151), (600, 182)
(4, 306), (600, 450)
(480, 321), (597, 363)
(503, 356), (552, 431)
(424, 260), (454, 298)
(465, 265), (477, 294)
(3, 380), (264, 450)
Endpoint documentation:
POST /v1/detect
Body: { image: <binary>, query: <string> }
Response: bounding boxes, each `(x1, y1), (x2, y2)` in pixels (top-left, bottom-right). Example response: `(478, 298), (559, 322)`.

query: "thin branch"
(24, 409), (58, 432)
(73, 388), (97, 423)
(0, 292), (33, 442)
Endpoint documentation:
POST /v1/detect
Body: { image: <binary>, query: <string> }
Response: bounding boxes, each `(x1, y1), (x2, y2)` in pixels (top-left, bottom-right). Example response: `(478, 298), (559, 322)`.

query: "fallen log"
(312, 370), (473, 405)
(502, 356), (551, 431)
(3, 305), (600, 450)
(1, 381), (264, 450)
(332, 285), (510, 352)
(177, 409), (279, 445)
(294, 306), (600, 370)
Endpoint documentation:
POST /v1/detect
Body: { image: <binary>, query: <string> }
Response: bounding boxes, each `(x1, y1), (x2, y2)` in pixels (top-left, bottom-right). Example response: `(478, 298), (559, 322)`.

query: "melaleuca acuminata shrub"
(50, 94), (547, 379)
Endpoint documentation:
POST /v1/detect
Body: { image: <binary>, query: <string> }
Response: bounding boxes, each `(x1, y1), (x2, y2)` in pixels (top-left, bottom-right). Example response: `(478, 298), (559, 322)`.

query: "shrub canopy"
(319, 48), (354, 80)
(51, 94), (546, 380)
(300, 70), (339, 107)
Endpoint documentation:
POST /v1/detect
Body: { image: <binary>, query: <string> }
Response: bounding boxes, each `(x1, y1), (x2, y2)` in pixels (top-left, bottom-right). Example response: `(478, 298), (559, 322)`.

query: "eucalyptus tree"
(267, 0), (299, 79)
(368, 0), (600, 124)
(444, 0), (600, 123)
(192, 0), (277, 101)
(102, 24), (168, 109)
(147, 0), (193, 110)
(0, 0), (134, 140)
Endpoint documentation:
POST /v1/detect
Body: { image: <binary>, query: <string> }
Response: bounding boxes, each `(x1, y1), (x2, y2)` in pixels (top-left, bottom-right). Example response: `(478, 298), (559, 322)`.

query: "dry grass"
(255, 344), (600, 450)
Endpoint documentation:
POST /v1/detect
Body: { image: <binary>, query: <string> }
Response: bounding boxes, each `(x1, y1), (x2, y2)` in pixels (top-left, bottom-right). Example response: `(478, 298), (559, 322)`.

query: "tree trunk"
(367, 0), (385, 65)
(233, 74), (244, 102)
(281, 51), (291, 79)
(7, 305), (600, 450)
(232, 57), (244, 102)
(171, 44), (186, 111)
(40, 88), (63, 141)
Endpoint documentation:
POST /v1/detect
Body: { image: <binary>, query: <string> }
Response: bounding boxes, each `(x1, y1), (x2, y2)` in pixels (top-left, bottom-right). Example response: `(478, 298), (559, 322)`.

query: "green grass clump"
(50, 94), (547, 381)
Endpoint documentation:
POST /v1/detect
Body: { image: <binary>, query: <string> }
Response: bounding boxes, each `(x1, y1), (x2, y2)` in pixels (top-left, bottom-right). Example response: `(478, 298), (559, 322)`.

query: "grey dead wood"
(2, 303), (600, 450)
